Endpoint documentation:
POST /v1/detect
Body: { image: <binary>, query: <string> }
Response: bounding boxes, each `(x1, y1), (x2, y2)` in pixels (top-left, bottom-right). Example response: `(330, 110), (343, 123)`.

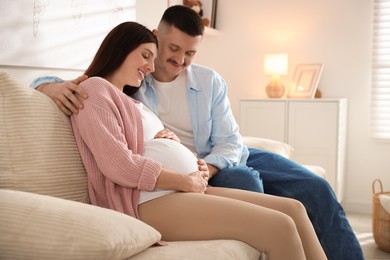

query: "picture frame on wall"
(168, 0), (218, 28)
(287, 64), (324, 99)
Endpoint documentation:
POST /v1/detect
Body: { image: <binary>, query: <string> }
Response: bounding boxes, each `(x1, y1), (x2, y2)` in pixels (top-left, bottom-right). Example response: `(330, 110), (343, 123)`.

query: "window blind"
(372, 0), (390, 140)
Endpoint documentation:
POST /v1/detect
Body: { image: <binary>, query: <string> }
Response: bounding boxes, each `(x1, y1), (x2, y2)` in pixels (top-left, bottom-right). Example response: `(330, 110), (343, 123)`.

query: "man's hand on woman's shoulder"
(37, 75), (88, 115)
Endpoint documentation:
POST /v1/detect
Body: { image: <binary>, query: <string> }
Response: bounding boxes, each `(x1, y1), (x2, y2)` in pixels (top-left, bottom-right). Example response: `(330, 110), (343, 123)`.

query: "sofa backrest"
(0, 71), (89, 203)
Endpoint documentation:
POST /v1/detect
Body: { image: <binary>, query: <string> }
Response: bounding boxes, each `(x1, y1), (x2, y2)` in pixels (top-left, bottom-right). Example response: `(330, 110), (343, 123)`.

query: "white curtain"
(371, 0), (390, 140)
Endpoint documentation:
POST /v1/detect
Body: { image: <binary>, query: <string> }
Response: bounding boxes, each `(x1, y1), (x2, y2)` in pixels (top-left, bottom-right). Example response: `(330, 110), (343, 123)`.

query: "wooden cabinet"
(239, 99), (347, 201)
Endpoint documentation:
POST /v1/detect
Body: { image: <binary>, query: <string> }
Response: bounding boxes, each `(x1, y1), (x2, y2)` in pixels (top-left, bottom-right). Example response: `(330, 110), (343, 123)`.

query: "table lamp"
(264, 54), (288, 98)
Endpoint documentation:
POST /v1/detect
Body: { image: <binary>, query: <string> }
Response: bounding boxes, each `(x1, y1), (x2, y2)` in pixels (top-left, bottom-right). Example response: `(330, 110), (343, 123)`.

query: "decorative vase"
(266, 79), (285, 98)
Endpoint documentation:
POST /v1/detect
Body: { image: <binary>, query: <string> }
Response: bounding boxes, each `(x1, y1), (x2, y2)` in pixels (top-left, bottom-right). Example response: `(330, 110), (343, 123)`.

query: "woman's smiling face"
(110, 42), (157, 89)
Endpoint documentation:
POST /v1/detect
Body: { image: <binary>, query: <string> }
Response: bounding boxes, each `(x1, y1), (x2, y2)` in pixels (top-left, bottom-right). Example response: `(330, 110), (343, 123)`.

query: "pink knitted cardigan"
(70, 77), (162, 219)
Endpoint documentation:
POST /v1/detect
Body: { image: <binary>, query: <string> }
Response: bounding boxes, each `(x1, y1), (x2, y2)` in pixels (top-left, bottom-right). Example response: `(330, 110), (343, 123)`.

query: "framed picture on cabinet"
(287, 64), (324, 98)
(167, 0), (218, 28)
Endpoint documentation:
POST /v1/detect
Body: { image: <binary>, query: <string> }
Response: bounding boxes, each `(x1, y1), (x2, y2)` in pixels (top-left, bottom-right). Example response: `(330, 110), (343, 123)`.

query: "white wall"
(0, 0), (136, 100)
(0, 1), (136, 70)
(195, 0), (390, 213)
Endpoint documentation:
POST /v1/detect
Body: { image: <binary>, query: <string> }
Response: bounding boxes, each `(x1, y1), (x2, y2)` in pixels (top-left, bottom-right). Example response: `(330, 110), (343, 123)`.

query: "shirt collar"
(143, 65), (202, 92)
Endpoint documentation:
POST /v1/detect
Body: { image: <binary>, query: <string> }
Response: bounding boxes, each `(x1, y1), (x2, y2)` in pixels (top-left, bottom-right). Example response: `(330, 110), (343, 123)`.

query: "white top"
(153, 72), (197, 153)
(134, 101), (198, 204)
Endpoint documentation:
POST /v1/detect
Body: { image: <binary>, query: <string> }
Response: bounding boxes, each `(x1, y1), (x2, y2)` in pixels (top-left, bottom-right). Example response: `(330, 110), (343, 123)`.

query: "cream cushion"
(0, 189), (161, 260)
(242, 136), (294, 159)
(130, 240), (261, 260)
(0, 71), (88, 202)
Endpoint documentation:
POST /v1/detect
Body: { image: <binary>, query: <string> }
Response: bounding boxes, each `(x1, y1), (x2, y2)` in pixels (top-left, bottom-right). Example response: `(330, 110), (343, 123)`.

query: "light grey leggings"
(138, 187), (326, 260)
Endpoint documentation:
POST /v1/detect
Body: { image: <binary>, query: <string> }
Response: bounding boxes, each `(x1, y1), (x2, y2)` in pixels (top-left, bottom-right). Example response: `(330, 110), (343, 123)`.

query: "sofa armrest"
(0, 189), (161, 260)
(242, 136), (294, 159)
(242, 137), (327, 182)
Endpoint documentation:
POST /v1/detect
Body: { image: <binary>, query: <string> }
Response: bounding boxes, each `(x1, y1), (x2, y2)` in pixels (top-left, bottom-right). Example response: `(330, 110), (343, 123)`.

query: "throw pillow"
(0, 189), (161, 259)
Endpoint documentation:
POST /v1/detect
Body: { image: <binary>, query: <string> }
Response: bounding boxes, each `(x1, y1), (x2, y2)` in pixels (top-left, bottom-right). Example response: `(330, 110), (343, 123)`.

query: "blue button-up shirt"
(134, 64), (249, 170)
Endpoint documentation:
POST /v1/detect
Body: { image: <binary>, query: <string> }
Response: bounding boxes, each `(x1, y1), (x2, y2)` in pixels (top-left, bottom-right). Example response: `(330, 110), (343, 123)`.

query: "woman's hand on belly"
(154, 128), (180, 142)
(156, 169), (208, 194)
(187, 171), (209, 193)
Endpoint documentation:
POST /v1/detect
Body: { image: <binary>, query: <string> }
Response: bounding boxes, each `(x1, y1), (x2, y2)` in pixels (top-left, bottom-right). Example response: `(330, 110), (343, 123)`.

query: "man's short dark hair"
(161, 5), (205, 37)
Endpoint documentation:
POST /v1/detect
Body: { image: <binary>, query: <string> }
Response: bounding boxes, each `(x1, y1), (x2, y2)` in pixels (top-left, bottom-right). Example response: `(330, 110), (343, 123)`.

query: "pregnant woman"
(70, 21), (326, 260)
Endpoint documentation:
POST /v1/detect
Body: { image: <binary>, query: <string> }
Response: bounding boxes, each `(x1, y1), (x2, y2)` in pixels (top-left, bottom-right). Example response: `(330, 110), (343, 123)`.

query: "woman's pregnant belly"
(143, 138), (198, 173)
(139, 138), (199, 204)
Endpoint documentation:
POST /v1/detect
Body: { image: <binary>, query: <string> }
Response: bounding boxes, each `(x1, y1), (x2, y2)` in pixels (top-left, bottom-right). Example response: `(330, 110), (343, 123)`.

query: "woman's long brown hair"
(84, 22), (157, 79)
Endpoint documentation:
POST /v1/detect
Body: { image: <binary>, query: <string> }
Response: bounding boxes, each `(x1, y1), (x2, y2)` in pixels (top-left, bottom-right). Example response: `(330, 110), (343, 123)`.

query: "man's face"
(154, 25), (202, 82)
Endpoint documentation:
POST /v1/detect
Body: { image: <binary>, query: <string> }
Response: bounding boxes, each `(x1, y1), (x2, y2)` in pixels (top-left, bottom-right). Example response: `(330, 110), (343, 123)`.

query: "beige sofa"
(0, 71), (326, 260)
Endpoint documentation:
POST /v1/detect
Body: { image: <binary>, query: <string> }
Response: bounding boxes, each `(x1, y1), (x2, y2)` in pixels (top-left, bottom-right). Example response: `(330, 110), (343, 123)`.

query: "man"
(31, 5), (363, 260)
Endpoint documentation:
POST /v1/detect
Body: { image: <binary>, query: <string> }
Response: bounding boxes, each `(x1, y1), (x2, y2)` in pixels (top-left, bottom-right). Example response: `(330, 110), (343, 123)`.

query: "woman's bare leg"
(138, 188), (324, 260)
(205, 187), (327, 260)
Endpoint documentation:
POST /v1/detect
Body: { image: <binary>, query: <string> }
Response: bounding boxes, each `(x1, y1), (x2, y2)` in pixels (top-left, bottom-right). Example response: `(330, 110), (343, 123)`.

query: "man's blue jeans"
(208, 148), (364, 260)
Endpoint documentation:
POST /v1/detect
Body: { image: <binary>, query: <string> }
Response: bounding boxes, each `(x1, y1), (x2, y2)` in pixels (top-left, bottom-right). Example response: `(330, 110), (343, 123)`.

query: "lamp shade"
(264, 54), (288, 76)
